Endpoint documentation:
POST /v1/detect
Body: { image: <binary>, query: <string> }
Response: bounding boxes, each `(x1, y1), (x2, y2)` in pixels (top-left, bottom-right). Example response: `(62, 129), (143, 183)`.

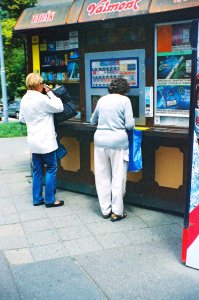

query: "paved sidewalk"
(0, 137), (199, 299)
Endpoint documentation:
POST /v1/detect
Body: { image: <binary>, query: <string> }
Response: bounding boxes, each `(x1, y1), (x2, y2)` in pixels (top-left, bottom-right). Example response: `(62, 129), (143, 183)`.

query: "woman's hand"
(43, 84), (51, 93)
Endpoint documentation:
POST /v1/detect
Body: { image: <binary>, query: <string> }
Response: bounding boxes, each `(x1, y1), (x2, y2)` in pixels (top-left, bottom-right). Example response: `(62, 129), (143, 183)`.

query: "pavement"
(0, 137), (199, 300)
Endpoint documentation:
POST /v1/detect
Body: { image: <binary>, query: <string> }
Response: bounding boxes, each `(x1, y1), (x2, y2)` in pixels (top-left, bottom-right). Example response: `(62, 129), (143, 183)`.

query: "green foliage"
(0, 122), (27, 138)
(0, 0), (37, 99)
(1, 0), (36, 18)
(0, 8), (8, 19)
(1, 18), (16, 45)
(6, 47), (27, 99)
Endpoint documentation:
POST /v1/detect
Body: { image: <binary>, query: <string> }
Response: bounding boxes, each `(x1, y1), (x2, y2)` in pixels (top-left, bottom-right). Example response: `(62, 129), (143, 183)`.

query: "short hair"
(108, 78), (130, 95)
(26, 73), (43, 90)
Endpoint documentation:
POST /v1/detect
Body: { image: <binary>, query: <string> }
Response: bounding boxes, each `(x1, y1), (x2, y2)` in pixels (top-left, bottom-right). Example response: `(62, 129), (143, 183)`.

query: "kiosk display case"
(38, 32), (81, 119)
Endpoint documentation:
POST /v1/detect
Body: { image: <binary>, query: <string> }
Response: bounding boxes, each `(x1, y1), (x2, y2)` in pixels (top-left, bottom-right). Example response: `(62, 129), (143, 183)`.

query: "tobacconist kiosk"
(14, 0), (199, 217)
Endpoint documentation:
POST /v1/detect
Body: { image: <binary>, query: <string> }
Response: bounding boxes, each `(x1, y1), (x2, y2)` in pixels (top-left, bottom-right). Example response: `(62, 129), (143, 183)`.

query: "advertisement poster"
(157, 85), (190, 116)
(157, 54), (192, 80)
(145, 87), (153, 117)
(156, 22), (192, 117)
(172, 23), (192, 52)
(90, 58), (138, 88)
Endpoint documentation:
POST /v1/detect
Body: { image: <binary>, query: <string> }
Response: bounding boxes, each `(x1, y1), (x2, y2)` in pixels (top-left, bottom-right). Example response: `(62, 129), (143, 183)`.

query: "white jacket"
(19, 90), (63, 154)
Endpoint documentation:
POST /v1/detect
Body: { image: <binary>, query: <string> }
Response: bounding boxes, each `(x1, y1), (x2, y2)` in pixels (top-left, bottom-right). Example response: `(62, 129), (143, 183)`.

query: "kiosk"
(14, 2), (199, 214)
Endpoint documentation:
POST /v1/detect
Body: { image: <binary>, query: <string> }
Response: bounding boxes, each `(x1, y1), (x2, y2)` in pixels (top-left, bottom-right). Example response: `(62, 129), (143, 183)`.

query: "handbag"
(127, 129), (142, 172)
(56, 142), (67, 161)
(52, 85), (78, 125)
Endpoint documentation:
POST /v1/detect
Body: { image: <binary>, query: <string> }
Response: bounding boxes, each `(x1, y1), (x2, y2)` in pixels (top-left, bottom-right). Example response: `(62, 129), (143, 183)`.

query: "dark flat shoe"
(34, 201), (45, 206)
(111, 211), (127, 222)
(102, 211), (112, 219)
(45, 200), (64, 208)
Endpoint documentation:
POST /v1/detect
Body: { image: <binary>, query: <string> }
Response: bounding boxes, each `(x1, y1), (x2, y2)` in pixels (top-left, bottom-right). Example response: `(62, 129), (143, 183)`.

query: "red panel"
(181, 205), (199, 263)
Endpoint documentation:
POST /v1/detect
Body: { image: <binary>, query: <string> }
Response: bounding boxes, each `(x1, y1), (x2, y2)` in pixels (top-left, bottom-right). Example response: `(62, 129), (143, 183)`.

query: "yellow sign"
(32, 36), (39, 44)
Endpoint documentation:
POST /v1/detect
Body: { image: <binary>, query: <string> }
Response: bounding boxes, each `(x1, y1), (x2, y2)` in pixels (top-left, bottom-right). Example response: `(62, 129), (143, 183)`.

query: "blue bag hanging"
(56, 142), (67, 161)
(127, 129), (142, 172)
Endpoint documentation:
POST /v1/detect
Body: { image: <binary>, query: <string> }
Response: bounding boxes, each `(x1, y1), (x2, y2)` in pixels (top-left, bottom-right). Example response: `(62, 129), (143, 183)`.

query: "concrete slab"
(0, 213), (20, 226)
(18, 209), (47, 222)
(58, 224), (93, 241)
(45, 205), (73, 218)
(11, 257), (105, 300)
(75, 240), (199, 300)
(95, 231), (132, 249)
(125, 224), (182, 245)
(0, 237), (29, 251)
(0, 252), (21, 300)
(1, 136), (199, 299)
(26, 229), (62, 247)
(137, 211), (183, 227)
(50, 214), (82, 228)
(30, 243), (69, 262)
(4, 248), (34, 265)
(22, 218), (54, 234)
(63, 236), (102, 256)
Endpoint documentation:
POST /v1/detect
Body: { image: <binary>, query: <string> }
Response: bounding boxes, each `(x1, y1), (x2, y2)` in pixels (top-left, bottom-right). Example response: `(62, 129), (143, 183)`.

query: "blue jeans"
(32, 151), (57, 205)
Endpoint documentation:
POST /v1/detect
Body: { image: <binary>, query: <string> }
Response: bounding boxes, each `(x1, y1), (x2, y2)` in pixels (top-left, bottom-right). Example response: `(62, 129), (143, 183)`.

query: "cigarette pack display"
(47, 72), (55, 81)
(69, 31), (78, 37)
(67, 61), (80, 80)
(47, 41), (56, 51)
(69, 50), (79, 59)
(63, 40), (70, 50)
(56, 40), (64, 51)
(41, 72), (48, 81)
(40, 43), (47, 52)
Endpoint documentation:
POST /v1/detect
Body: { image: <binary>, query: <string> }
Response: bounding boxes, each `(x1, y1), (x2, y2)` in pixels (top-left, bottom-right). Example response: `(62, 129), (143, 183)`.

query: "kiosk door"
(85, 49), (146, 125)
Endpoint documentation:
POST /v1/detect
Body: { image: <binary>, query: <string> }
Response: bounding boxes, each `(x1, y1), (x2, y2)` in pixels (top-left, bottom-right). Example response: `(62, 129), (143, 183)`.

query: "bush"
(0, 122), (27, 138)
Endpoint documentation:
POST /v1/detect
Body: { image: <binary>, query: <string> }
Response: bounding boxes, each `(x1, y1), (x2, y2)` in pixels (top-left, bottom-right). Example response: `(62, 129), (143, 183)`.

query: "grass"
(0, 121), (27, 138)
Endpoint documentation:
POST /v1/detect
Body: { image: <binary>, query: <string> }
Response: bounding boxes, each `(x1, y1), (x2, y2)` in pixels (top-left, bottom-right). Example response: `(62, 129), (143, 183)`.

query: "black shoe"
(34, 201), (45, 206)
(102, 211), (112, 219)
(45, 200), (64, 208)
(111, 211), (127, 222)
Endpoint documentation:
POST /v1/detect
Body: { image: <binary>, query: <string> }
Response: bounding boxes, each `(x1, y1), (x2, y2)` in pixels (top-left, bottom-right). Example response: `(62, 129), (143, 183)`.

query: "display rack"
(39, 33), (79, 86)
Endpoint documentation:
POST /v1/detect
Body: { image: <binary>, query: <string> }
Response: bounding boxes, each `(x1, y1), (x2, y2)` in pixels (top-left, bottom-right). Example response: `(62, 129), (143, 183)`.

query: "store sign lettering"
(31, 10), (56, 23)
(87, 0), (142, 16)
(173, 0), (188, 3)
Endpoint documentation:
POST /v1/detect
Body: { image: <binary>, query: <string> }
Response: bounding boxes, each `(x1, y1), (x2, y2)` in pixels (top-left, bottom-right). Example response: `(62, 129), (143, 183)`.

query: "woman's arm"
(43, 92), (64, 113)
(124, 98), (134, 130)
(90, 104), (99, 125)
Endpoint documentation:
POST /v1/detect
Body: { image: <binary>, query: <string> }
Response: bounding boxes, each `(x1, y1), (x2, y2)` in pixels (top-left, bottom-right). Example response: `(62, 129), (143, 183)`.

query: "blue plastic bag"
(127, 129), (142, 172)
(56, 142), (67, 161)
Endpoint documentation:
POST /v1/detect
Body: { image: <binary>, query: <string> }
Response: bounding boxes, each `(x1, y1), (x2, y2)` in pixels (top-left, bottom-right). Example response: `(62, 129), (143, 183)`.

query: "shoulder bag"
(52, 85), (78, 125)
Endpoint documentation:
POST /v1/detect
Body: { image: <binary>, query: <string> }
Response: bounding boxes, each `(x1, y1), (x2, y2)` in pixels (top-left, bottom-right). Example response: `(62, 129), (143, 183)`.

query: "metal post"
(0, 22), (8, 123)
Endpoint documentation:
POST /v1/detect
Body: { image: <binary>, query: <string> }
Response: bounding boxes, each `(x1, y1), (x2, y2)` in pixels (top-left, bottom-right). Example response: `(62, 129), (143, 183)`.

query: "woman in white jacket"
(19, 73), (64, 208)
(90, 78), (134, 221)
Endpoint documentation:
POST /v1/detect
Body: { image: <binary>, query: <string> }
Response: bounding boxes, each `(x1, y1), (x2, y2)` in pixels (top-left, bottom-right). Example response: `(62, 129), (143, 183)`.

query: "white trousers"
(94, 147), (129, 215)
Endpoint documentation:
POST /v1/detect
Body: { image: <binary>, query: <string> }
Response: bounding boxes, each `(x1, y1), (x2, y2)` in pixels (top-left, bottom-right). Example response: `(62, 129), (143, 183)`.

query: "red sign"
(31, 10), (56, 23)
(87, 0), (142, 16)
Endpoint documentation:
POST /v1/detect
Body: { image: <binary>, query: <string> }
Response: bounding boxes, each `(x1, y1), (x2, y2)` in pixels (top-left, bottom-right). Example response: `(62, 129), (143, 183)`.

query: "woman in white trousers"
(90, 78), (134, 222)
